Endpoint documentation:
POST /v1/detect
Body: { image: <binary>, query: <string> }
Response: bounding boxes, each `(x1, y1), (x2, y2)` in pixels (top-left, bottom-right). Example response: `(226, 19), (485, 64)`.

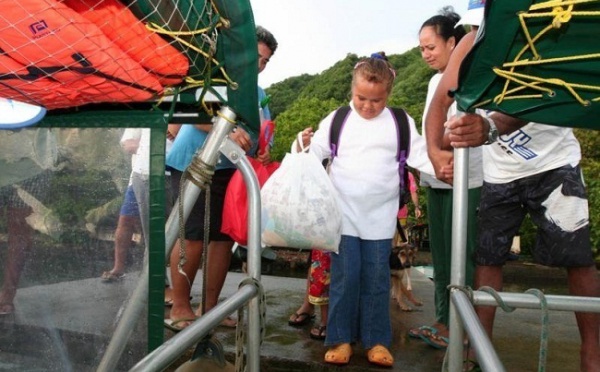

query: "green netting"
(123, 0), (260, 131)
(455, 0), (600, 129)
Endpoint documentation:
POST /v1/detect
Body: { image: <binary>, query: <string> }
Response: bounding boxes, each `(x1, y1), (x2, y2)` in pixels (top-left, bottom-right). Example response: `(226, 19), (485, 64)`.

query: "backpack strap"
(329, 106), (351, 159)
(389, 107), (411, 199)
(329, 106), (411, 194)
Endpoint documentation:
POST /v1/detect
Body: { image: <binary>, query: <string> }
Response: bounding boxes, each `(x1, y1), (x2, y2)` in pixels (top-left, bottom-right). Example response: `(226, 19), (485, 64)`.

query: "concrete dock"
(0, 260), (585, 371)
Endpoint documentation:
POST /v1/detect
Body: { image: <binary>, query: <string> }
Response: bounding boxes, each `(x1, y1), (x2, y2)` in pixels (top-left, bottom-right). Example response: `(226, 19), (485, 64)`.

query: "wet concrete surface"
(170, 262), (582, 372)
(0, 260), (586, 371)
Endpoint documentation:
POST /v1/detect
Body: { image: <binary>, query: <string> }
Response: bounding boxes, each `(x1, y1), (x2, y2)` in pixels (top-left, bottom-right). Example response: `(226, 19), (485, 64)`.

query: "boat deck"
(0, 263), (583, 371)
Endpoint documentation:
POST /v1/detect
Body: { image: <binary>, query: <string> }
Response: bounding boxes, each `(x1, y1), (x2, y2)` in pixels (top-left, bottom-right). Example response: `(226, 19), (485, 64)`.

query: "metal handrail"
(130, 284), (258, 371)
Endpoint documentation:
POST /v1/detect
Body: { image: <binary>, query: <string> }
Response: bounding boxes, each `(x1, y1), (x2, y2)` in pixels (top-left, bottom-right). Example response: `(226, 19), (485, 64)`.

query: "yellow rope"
(503, 53), (600, 67)
(530, 0), (599, 11)
(136, 1), (238, 112)
(489, 0), (600, 108)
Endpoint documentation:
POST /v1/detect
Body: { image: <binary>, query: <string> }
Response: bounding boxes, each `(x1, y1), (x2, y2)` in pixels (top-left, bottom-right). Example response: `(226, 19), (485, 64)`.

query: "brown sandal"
(367, 344), (394, 367)
(324, 343), (352, 365)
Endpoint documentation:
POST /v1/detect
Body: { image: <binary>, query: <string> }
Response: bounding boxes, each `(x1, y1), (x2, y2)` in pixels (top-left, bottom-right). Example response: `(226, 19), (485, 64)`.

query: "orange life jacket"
(64, 0), (189, 86)
(0, 0), (163, 109)
(0, 53), (79, 109)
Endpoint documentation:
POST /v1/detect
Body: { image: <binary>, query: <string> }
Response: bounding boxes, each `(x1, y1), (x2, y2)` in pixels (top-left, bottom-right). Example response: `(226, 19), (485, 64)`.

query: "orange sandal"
(324, 343), (352, 365)
(367, 344), (394, 367)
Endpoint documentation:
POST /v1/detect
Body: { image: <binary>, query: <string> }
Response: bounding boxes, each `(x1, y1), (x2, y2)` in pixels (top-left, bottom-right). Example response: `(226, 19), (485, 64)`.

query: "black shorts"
(170, 168), (235, 241)
(477, 164), (594, 267)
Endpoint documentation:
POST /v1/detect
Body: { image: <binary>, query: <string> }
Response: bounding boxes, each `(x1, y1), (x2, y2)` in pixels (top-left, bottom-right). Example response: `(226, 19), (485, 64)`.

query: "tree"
(270, 97), (341, 162)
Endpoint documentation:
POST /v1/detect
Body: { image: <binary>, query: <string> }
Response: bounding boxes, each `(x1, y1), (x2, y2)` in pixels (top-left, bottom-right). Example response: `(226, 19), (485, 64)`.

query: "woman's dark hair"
(420, 6), (466, 44)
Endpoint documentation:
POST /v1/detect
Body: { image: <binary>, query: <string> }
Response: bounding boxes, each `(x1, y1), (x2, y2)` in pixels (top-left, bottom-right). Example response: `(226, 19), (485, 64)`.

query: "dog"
(389, 243), (423, 311)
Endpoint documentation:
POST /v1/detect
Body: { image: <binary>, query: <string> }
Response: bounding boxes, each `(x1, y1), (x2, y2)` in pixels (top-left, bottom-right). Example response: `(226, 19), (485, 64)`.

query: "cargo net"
(480, 0), (600, 108)
(0, 0), (231, 110)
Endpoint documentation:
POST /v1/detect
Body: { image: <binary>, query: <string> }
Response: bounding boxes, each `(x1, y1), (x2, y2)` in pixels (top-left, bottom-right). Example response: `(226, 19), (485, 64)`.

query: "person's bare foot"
(288, 303), (314, 326)
(0, 290), (16, 315)
(169, 300), (196, 327)
(195, 307), (238, 328)
(164, 287), (173, 306)
(0, 303), (14, 315)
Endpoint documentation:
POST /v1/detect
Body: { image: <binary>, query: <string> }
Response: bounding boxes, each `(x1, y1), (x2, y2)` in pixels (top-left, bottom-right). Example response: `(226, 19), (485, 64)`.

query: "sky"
(250, 0), (467, 88)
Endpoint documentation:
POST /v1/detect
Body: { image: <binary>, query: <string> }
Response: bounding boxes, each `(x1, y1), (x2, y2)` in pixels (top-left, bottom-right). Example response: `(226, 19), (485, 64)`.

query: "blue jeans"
(325, 235), (392, 349)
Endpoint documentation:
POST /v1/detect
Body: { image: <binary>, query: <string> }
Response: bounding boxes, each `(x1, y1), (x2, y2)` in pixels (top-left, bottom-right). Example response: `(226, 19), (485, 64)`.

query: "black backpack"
(328, 106), (411, 209)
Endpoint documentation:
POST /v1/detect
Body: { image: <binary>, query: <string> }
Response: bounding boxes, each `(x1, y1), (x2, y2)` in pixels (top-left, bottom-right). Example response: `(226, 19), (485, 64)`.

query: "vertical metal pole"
(452, 291), (506, 372)
(164, 107), (237, 259)
(218, 138), (263, 372)
(240, 157), (262, 372)
(447, 143), (469, 372)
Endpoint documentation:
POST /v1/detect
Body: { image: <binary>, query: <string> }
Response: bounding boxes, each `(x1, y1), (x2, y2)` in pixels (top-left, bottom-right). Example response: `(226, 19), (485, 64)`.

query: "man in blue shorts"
(165, 26), (279, 331)
(100, 184), (141, 282)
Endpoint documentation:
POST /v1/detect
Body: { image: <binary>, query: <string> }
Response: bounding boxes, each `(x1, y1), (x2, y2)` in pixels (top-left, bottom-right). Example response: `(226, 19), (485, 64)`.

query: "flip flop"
(100, 271), (126, 283)
(164, 317), (196, 332)
(420, 332), (449, 350)
(288, 311), (315, 327)
(309, 325), (326, 340)
(464, 359), (482, 372)
(408, 325), (438, 339)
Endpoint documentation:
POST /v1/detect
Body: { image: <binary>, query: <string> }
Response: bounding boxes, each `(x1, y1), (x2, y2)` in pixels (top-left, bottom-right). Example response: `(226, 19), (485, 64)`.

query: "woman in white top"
(405, 9), (483, 350)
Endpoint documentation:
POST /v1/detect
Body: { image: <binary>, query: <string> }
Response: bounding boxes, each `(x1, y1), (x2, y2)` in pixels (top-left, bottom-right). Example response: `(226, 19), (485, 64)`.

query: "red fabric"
(397, 172), (418, 219)
(308, 249), (331, 305)
(221, 157), (279, 246)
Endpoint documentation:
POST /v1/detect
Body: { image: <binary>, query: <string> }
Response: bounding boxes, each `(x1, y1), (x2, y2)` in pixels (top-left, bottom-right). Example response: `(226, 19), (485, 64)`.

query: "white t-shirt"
(133, 128), (151, 176)
(309, 102), (422, 240)
(483, 122), (581, 183)
(410, 73), (484, 189)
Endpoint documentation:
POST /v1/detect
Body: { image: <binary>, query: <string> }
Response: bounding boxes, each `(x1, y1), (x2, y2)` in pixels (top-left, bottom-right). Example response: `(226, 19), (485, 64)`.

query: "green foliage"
(270, 96), (341, 162)
(388, 48), (435, 130)
(265, 74), (316, 119)
(296, 55), (358, 103)
(47, 169), (119, 227)
(580, 158), (600, 261)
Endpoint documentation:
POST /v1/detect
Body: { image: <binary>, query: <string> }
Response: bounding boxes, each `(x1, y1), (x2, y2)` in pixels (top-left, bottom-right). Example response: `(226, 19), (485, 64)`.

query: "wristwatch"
(484, 117), (498, 145)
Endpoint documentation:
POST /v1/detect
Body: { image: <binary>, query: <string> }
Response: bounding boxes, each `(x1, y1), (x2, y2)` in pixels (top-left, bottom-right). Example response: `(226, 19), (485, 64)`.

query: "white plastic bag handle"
(290, 131), (310, 153)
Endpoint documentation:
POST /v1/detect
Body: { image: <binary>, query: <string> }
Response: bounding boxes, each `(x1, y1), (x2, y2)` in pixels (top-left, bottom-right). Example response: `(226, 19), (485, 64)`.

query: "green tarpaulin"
(455, 0), (600, 129)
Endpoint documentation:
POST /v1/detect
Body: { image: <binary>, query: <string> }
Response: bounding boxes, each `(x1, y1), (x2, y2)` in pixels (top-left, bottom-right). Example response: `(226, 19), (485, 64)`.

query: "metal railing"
(99, 106), (264, 372)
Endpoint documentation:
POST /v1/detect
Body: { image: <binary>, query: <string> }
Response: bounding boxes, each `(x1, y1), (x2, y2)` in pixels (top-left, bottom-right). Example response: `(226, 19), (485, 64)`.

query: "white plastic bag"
(261, 141), (342, 253)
